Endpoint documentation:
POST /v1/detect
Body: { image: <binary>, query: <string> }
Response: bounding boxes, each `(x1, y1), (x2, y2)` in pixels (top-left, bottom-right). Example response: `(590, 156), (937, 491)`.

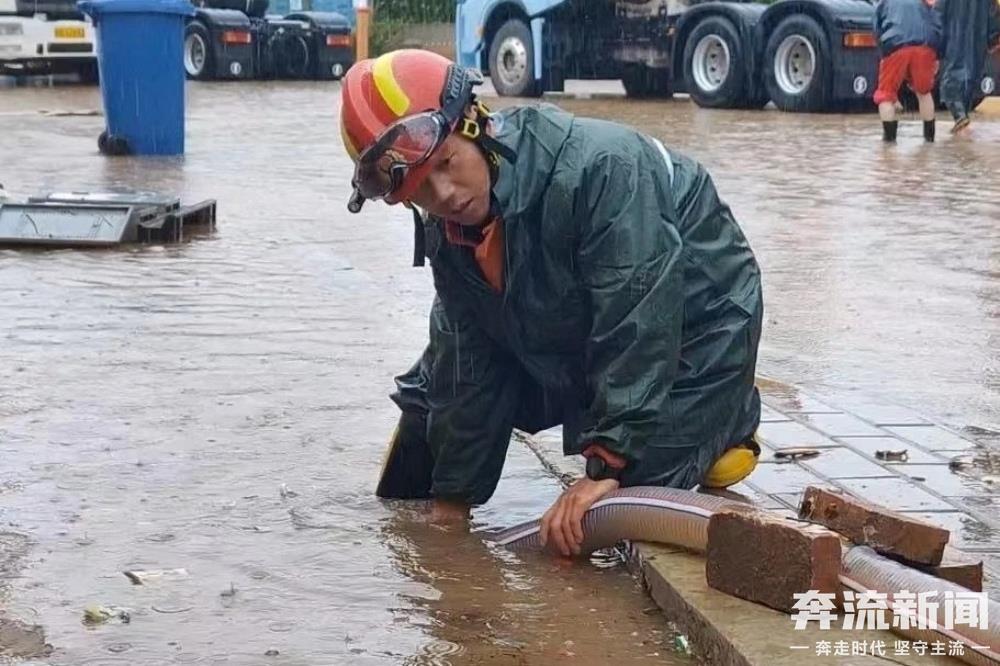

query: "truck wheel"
(763, 15), (831, 112)
(683, 16), (750, 109)
(488, 18), (539, 97)
(78, 61), (100, 85)
(184, 21), (214, 81)
(622, 65), (671, 99)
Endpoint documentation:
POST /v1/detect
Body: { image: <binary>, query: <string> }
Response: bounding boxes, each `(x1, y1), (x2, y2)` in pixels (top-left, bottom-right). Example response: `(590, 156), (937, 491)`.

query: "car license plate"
(55, 26), (85, 39)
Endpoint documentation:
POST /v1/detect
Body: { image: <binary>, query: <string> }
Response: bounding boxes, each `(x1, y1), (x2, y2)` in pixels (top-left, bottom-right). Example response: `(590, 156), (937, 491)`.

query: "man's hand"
(430, 498), (470, 523)
(539, 477), (620, 557)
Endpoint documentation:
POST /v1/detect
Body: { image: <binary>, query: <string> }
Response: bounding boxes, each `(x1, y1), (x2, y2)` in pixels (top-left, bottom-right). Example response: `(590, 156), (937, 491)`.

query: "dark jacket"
(391, 104), (763, 506)
(875, 0), (942, 56)
(937, 0), (1000, 109)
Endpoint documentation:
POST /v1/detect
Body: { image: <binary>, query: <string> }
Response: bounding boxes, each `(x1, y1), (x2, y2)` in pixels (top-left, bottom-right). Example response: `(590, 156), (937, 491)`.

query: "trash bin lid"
(77, 0), (195, 18)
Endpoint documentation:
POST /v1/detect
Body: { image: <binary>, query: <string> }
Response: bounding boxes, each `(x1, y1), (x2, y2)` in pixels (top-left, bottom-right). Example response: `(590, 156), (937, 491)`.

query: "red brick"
(706, 506), (842, 613)
(799, 486), (949, 566)
(913, 545), (983, 591)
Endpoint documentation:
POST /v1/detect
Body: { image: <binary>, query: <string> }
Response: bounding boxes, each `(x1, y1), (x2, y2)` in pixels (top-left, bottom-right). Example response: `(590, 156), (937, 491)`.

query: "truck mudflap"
(284, 11), (353, 80)
(0, 192), (216, 247)
(190, 8), (256, 79)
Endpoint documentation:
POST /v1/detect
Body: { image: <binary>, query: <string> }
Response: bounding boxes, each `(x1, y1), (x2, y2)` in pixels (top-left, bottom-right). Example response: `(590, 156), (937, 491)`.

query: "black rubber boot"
(948, 102), (970, 133)
(923, 120), (936, 143)
(948, 101), (967, 122)
(882, 121), (899, 143)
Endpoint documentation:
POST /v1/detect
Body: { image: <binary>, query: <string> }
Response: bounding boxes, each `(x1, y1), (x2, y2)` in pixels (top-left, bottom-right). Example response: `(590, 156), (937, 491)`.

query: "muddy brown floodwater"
(2, 78), (1000, 665)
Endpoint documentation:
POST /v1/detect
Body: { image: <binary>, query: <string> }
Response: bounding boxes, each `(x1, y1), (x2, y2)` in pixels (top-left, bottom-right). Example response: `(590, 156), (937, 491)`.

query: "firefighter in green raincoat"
(340, 50), (764, 557)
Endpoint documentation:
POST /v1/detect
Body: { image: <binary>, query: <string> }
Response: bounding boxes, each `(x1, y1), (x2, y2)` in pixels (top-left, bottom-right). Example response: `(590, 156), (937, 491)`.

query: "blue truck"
(455, 0), (998, 112)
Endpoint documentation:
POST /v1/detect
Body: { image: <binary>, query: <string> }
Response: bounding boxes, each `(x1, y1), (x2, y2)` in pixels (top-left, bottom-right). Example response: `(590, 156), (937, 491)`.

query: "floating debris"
(875, 449), (908, 462)
(83, 605), (131, 625)
(774, 447), (820, 461)
(949, 455), (974, 472)
(265, 649), (280, 657)
(220, 583), (238, 599)
(279, 484), (299, 499)
(39, 109), (103, 117)
(674, 635), (692, 655)
(123, 568), (188, 585)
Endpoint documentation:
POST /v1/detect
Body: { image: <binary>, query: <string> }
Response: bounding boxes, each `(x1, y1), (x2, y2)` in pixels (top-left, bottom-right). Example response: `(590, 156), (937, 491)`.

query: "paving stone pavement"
(741, 380), (1000, 595)
(522, 378), (1000, 596)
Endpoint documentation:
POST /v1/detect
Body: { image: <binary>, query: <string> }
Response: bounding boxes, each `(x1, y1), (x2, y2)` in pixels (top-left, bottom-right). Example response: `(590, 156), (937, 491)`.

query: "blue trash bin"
(78, 0), (195, 155)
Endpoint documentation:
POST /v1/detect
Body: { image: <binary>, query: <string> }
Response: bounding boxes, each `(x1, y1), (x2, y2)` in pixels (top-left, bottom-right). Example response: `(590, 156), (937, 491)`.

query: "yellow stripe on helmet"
(372, 52), (411, 117)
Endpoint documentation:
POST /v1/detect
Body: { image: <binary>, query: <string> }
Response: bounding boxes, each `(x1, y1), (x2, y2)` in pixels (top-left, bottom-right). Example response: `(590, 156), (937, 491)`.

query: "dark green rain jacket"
(391, 104), (763, 506)
(936, 0), (1000, 112)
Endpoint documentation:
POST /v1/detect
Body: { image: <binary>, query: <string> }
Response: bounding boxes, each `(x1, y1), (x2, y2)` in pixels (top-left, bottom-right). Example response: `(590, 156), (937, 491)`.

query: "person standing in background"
(873, 0), (942, 142)
(936, 0), (1000, 133)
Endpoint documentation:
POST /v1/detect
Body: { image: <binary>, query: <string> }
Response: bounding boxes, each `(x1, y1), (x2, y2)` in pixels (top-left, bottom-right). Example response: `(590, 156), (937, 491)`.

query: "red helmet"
(340, 49), (478, 209)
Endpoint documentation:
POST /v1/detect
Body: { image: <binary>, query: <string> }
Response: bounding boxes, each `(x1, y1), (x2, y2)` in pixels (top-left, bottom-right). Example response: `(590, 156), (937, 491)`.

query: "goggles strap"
(411, 205), (426, 267)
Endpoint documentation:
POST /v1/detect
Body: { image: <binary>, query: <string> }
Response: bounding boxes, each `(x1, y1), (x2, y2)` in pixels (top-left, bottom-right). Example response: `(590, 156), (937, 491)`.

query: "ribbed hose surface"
(489, 486), (743, 554)
(842, 546), (1000, 666)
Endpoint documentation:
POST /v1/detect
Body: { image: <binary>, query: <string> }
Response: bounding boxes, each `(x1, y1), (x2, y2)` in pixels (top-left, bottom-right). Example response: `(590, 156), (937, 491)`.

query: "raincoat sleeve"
(423, 294), (521, 505)
(575, 150), (685, 487)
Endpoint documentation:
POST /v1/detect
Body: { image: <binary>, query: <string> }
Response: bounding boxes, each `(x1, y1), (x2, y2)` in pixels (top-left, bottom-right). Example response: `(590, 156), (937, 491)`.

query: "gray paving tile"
(947, 495), (1000, 523)
(810, 390), (930, 425)
(797, 412), (886, 437)
(771, 492), (806, 512)
(836, 477), (955, 512)
(799, 447), (897, 479)
(759, 404), (792, 423)
(756, 421), (839, 450)
(892, 464), (997, 498)
(835, 436), (947, 464)
(743, 461), (828, 495)
(760, 391), (841, 414)
(902, 511), (1000, 551)
(884, 425), (979, 452)
(698, 483), (784, 510)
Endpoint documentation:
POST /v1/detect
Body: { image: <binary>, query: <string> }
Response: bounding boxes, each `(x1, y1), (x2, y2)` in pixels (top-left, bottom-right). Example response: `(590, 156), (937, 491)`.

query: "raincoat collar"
(489, 104), (574, 221)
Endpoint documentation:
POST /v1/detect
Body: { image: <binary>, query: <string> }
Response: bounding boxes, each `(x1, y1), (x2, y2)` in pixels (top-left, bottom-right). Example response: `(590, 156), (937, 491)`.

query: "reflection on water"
(3, 80), (1000, 664)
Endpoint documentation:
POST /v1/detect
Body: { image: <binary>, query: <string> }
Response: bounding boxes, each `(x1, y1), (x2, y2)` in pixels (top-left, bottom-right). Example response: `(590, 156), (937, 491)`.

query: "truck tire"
(184, 21), (214, 81)
(488, 18), (539, 97)
(78, 61), (100, 85)
(622, 65), (672, 99)
(763, 15), (831, 112)
(683, 16), (750, 109)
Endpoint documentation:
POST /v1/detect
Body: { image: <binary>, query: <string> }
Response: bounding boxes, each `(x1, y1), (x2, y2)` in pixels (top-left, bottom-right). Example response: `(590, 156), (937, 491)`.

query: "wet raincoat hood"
(391, 104), (763, 505)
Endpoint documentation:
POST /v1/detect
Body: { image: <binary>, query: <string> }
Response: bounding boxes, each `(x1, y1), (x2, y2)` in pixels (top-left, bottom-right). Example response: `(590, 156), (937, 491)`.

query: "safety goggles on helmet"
(348, 65), (483, 213)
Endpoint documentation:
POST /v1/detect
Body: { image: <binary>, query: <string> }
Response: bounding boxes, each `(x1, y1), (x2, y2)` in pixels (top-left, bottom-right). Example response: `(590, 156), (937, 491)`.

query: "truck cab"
(0, 0), (97, 79)
(456, 0), (997, 113)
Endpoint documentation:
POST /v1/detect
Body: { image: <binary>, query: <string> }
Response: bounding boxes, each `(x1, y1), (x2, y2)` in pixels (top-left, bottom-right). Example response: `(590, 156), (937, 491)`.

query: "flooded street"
(2, 79), (1000, 664)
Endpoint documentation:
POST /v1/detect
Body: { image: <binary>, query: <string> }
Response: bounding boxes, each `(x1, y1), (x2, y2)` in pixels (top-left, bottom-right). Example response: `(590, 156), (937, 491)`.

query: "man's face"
(408, 133), (491, 226)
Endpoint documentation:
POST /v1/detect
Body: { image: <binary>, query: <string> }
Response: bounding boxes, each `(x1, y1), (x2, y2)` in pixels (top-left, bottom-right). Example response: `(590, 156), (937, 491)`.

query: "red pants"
(873, 45), (938, 105)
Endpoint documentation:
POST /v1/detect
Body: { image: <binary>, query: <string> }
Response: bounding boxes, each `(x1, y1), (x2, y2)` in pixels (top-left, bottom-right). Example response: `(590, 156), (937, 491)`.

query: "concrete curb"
(627, 542), (957, 666)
